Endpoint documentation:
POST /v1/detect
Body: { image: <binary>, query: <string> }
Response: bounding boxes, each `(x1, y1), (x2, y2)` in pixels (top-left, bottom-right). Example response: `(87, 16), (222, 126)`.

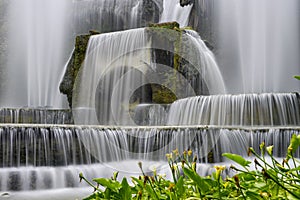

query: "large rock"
(60, 23), (209, 107)
(60, 31), (100, 108)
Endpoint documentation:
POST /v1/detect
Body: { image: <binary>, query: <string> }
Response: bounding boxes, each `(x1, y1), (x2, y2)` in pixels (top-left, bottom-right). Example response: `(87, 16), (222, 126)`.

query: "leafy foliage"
(294, 75), (300, 80)
(80, 135), (300, 199)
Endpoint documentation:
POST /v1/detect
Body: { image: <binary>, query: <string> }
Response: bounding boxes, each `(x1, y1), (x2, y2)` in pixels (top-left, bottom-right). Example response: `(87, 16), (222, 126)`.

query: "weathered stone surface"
(59, 31), (100, 108)
(148, 21), (180, 29)
(142, 0), (161, 27)
(180, 0), (194, 7)
(187, 0), (216, 49)
(61, 23), (209, 107)
(146, 23), (209, 103)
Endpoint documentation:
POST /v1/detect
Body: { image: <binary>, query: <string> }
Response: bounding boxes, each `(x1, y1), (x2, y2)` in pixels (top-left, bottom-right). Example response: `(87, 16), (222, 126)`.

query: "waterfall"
(72, 28), (151, 125)
(0, 108), (73, 124)
(73, 0), (143, 33)
(0, 125), (299, 191)
(214, 0), (300, 93)
(2, 0), (70, 108)
(167, 93), (300, 126)
(133, 104), (169, 126)
(72, 27), (226, 126)
(0, 0), (299, 198)
(183, 30), (226, 94)
(160, 0), (193, 27)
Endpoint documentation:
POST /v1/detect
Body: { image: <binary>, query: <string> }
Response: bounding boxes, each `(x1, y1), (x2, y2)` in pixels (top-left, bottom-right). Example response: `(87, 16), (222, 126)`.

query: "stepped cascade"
(0, 126), (299, 191)
(0, 0), (299, 199)
(168, 93), (300, 126)
(72, 27), (225, 125)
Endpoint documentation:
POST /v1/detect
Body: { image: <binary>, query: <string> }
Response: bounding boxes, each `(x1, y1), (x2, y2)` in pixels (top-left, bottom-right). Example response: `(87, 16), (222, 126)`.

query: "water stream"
(214, 0), (300, 93)
(167, 93), (300, 126)
(2, 0), (71, 108)
(0, 0), (299, 199)
(0, 125), (299, 192)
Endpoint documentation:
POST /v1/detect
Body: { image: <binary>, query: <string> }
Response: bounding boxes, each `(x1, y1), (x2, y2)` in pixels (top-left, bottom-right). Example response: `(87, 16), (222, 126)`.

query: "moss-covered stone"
(59, 31), (100, 108)
(148, 21), (180, 30)
(151, 84), (177, 104)
(146, 22), (209, 103)
(61, 23), (209, 107)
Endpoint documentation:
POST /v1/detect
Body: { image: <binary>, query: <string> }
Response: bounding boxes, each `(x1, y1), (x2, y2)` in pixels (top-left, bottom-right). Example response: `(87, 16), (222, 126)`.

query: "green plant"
(80, 135), (300, 200)
(294, 75), (300, 80)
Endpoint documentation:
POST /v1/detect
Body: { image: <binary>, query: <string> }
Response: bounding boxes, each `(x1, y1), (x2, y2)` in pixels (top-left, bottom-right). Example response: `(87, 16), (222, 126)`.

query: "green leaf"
(202, 178), (218, 187)
(276, 163), (291, 172)
(222, 153), (251, 167)
(238, 172), (256, 181)
(287, 134), (300, 159)
(253, 182), (267, 189)
(245, 190), (262, 199)
(131, 177), (144, 188)
(183, 167), (210, 193)
(294, 75), (300, 80)
(175, 176), (184, 196)
(289, 165), (300, 172)
(287, 192), (300, 200)
(92, 178), (121, 192)
(103, 188), (111, 199)
(145, 184), (158, 199)
(119, 178), (132, 200)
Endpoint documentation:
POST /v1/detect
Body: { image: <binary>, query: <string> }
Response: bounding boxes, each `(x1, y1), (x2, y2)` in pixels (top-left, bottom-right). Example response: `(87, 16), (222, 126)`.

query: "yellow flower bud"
(266, 145), (273, 155)
(214, 165), (226, 171)
(173, 149), (179, 156)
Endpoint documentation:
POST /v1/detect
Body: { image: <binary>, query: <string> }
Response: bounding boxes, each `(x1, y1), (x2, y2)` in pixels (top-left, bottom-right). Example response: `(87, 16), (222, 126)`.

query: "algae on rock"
(60, 31), (100, 108)
(60, 23), (209, 108)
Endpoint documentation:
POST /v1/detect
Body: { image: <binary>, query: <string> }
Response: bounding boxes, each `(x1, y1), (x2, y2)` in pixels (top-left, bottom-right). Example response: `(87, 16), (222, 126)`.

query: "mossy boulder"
(60, 23), (209, 107)
(146, 22), (209, 103)
(59, 31), (100, 108)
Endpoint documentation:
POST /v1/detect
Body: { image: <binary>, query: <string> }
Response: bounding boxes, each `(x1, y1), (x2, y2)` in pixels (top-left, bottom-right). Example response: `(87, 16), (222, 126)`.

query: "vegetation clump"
(80, 134), (300, 199)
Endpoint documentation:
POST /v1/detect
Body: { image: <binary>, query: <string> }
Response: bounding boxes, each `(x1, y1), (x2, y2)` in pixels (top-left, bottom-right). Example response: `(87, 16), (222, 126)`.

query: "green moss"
(60, 31), (100, 108)
(61, 24), (208, 107)
(148, 21), (180, 29)
(151, 84), (177, 104)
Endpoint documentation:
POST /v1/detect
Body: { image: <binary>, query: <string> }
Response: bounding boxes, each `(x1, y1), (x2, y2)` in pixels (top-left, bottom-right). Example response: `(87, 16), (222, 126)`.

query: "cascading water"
(0, 125), (299, 192)
(0, 108), (73, 124)
(72, 27), (225, 125)
(214, 0), (300, 93)
(167, 93), (300, 126)
(72, 28), (151, 125)
(2, 0), (71, 108)
(160, 0), (193, 27)
(183, 29), (226, 94)
(0, 0), (300, 199)
(73, 0), (145, 33)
